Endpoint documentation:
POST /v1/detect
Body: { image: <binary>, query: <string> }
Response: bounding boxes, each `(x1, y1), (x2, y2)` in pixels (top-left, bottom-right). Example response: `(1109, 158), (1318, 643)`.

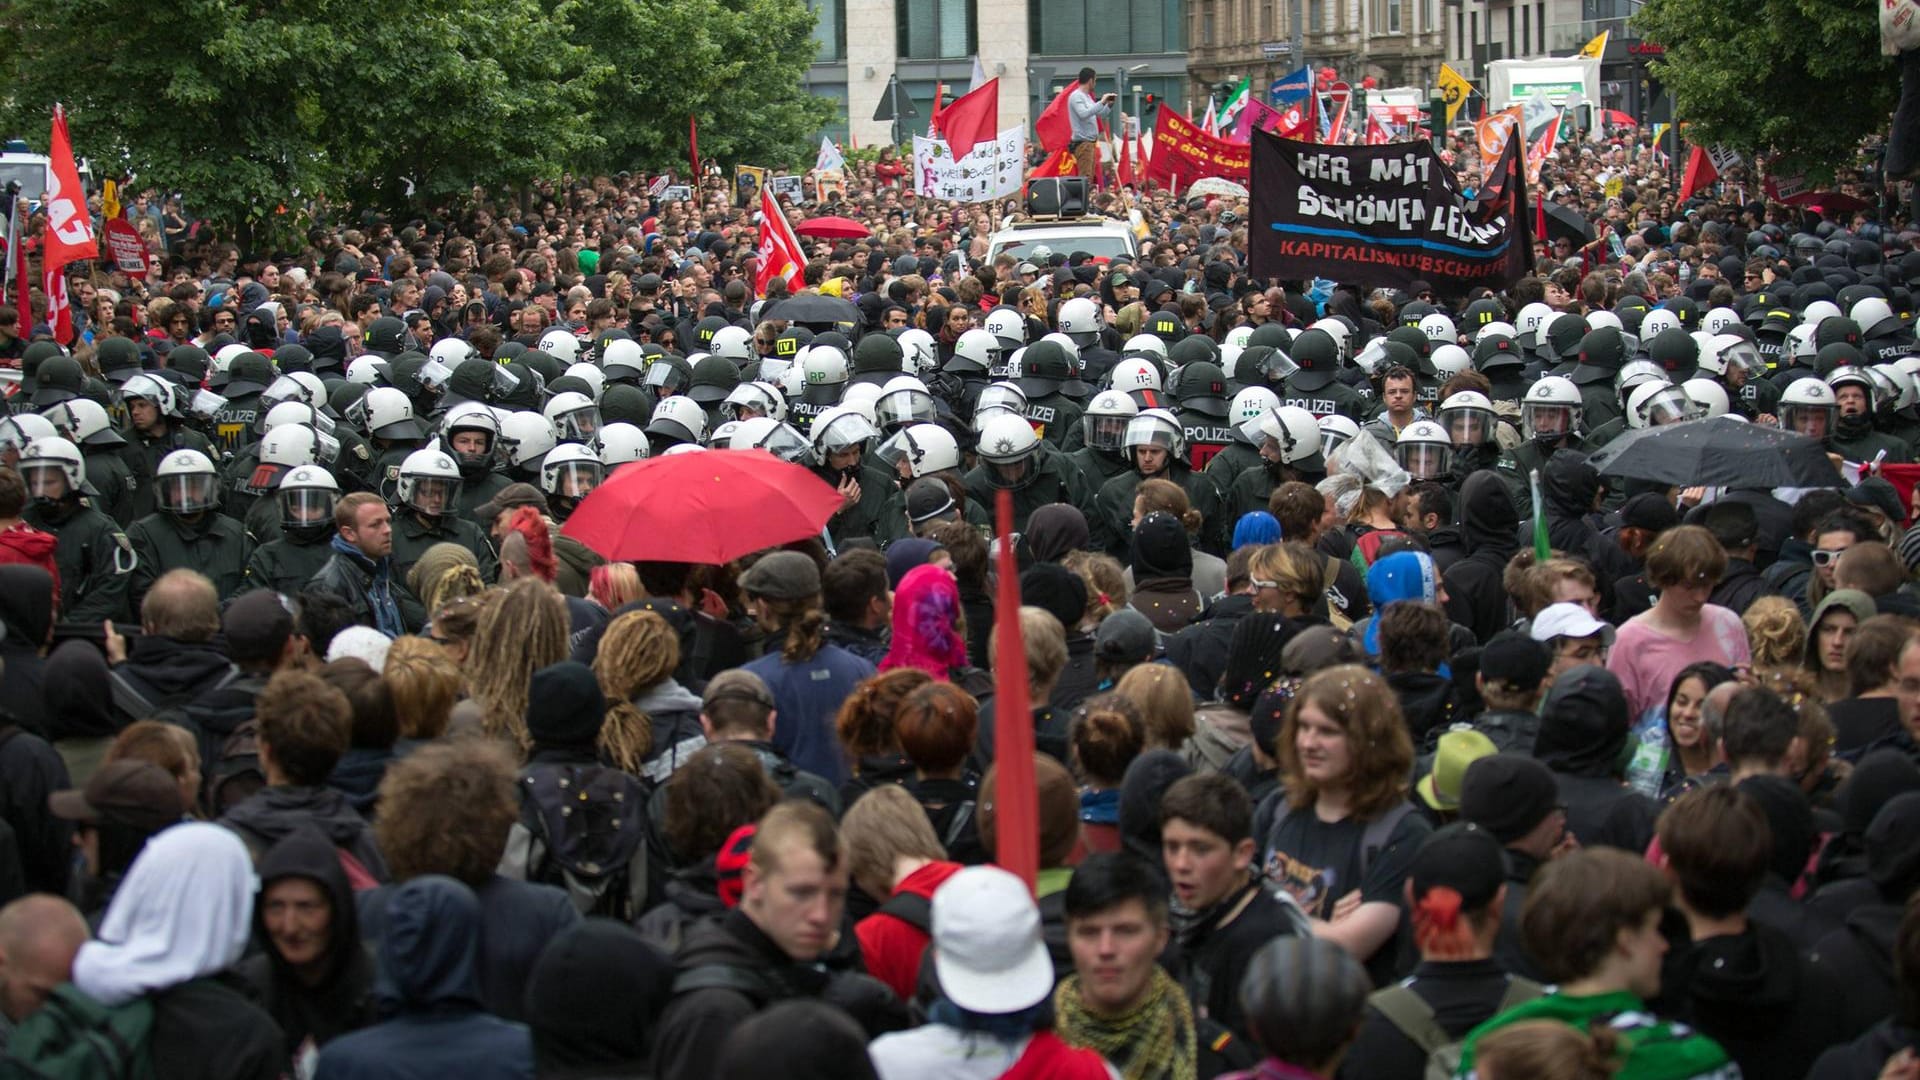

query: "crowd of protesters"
(0, 124), (1913, 1080)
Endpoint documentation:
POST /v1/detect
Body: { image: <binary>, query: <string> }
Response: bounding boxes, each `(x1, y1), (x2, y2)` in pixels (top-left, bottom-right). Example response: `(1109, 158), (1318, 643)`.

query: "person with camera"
(1069, 68), (1117, 182)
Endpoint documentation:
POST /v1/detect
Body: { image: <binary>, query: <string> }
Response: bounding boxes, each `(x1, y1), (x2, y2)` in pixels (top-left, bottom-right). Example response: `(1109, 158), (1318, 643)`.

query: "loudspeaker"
(1025, 176), (1088, 217)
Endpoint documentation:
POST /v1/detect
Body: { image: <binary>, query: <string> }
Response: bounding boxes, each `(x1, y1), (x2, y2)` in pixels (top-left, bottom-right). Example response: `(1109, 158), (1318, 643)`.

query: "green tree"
(1634, 0), (1894, 180)
(567, 0), (836, 174)
(0, 0), (603, 245)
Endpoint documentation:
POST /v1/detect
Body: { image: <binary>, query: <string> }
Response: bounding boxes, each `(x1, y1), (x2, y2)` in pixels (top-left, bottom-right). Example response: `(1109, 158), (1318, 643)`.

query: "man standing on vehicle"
(1069, 69), (1115, 183)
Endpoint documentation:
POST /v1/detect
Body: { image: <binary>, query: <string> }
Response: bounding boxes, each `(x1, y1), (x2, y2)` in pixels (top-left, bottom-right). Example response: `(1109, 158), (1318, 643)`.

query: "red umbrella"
(1784, 190), (1872, 214)
(1599, 109), (1637, 128)
(794, 215), (871, 239)
(560, 449), (843, 564)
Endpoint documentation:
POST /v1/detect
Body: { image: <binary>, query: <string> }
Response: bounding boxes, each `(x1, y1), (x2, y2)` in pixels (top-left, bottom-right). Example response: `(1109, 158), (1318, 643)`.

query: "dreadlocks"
(592, 609), (681, 773)
(465, 578), (569, 751)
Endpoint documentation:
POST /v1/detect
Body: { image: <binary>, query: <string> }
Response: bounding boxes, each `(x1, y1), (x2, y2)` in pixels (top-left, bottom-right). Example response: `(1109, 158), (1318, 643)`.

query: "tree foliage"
(0, 0), (828, 242)
(565, 0), (836, 173)
(1634, 0), (1895, 181)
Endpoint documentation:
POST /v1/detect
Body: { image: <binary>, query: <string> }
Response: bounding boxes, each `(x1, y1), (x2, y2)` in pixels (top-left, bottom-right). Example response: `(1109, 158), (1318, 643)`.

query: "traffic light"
(1144, 93), (1157, 110)
(1429, 93), (1447, 141)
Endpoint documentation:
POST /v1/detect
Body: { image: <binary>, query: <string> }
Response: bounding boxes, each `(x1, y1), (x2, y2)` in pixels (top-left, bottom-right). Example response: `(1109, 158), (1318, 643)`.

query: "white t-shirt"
(868, 1025), (1121, 1080)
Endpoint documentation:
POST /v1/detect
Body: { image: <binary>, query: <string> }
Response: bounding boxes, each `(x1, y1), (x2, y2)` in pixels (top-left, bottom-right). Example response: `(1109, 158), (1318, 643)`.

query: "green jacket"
(1094, 464), (1227, 559)
(243, 533), (337, 597)
(127, 510), (253, 609)
(389, 509), (498, 589)
(83, 447), (139, 527)
(455, 470), (512, 523)
(24, 500), (134, 624)
(121, 424), (218, 522)
(1027, 394), (1086, 453)
(962, 453), (1094, 539)
(1070, 446), (1135, 488)
(811, 464), (900, 548)
(1200, 440), (1262, 488)
(1457, 990), (1737, 1080)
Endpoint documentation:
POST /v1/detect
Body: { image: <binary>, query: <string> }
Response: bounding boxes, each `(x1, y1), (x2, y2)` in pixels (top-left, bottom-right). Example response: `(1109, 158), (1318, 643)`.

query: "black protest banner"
(1248, 128), (1531, 295)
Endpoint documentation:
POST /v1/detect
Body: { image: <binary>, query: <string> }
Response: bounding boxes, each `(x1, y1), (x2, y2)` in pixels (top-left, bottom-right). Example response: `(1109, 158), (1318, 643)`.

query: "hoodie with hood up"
(1532, 665), (1659, 854)
(1535, 451), (1640, 608)
(1442, 471), (1520, 644)
(1811, 791), (1920, 1037)
(0, 564), (55, 737)
(237, 828), (377, 1057)
(315, 876), (533, 1080)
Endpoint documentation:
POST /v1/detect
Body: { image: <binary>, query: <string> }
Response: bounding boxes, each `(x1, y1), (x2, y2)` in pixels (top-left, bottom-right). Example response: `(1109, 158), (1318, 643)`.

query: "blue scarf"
(330, 534), (403, 638)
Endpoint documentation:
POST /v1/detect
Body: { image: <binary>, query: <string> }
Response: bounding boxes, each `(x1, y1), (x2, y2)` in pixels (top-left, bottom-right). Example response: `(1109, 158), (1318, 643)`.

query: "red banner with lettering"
(103, 218), (149, 278)
(1144, 104), (1250, 188)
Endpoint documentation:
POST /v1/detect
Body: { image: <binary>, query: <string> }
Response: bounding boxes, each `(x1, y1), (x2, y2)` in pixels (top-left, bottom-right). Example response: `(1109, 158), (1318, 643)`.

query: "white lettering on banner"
(911, 126), (1024, 203)
(1297, 154), (1352, 185)
(46, 171), (91, 248)
(1297, 185), (1429, 230)
(1367, 153), (1433, 185)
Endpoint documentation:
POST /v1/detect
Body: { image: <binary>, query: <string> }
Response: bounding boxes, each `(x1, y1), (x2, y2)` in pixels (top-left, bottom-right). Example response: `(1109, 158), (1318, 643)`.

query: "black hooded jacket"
(1811, 791), (1920, 1036)
(524, 920), (674, 1079)
(317, 877), (534, 1080)
(220, 785), (390, 883)
(1532, 666), (1659, 853)
(1667, 921), (1851, 1080)
(1536, 451), (1640, 609)
(236, 828), (377, 1056)
(109, 634), (235, 724)
(0, 564), (55, 736)
(1442, 472), (1519, 644)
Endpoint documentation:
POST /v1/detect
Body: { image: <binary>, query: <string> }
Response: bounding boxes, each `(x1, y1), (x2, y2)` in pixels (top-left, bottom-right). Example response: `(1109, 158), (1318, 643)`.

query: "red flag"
(1366, 113), (1391, 145)
(1277, 102), (1313, 139)
(935, 78), (999, 162)
(929, 82), (945, 138)
(1029, 148), (1076, 178)
(689, 115), (701, 182)
(42, 105), (96, 273)
(1328, 96), (1351, 144)
(1679, 144), (1717, 201)
(753, 187), (806, 298)
(1118, 127), (1134, 186)
(991, 488), (1037, 890)
(44, 264), (71, 345)
(1034, 81), (1078, 154)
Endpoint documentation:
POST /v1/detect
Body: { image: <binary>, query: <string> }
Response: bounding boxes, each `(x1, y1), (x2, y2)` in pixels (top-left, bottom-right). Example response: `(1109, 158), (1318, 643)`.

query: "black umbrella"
(1541, 202), (1596, 246)
(763, 292), (861, 334)
(1582, 415), (1843, 489)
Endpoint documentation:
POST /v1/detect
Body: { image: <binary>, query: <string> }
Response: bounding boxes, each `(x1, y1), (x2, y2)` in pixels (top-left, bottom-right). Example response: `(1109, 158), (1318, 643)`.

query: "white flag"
(969, 55), (988, 92)
(815, 136), (845, 175)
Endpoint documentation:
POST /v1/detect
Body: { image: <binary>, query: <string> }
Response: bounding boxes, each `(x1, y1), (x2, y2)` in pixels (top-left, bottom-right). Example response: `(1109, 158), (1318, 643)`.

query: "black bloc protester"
(1248, 128), (1532, 294)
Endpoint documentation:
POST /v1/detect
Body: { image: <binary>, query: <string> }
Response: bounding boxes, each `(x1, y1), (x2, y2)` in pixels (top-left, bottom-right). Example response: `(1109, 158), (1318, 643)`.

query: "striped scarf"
(1054, 965), (1197, 1080)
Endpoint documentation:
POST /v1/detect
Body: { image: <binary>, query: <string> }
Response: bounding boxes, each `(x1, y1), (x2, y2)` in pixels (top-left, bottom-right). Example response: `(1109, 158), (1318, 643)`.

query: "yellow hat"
(1416, 726), (1499, 812)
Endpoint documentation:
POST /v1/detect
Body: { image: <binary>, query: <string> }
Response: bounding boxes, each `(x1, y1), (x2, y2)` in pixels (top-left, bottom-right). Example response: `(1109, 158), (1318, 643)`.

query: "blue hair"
(927, 995), (1055, 1040)
(1233, 511), (1282, 551)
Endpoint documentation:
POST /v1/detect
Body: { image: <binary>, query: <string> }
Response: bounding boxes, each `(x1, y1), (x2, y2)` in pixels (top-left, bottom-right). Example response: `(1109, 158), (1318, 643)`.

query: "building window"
(1386, 0), (1401, 32)
(1520, 3), (1528, 53)
(807, 0), (845, 61)
(897, 0), (974, 59)
(1537, 2), (1545, 52)
(1262, 0), (1272, 37)
(1309, 0), (1324, 31)
(1203, 8), (1215, 44)
(1033, 0), (1177, 53)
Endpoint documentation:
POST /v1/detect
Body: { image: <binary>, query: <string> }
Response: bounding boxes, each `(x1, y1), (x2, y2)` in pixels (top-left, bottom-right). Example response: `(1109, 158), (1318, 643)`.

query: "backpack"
(514, 764), (649, 920)
(2, 982), (156, 1080)
(1321, 555), (1354, 632)
(1366, 975), (1543, 1080)
(202, 719), (264, 818)
(110, 664), (241, 725)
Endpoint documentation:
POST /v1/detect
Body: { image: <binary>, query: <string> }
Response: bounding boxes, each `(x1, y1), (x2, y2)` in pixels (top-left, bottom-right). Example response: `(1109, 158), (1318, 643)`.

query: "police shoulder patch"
(354, 443), (370, 460)
(385, 465), (401, 481)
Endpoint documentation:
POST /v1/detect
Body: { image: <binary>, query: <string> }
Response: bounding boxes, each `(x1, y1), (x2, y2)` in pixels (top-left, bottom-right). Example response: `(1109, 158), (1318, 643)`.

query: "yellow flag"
(1577, 30), (1609, 58)
(1437, 64), (1473, 125)
(101, 180), (120, 221)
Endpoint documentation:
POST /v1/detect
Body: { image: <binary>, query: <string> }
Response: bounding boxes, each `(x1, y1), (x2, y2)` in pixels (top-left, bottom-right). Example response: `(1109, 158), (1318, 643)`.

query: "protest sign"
(1249, 129), (1531, 294)
(769, 175), (804, 200)
(911, 125), (1023, 202)
(1144, 104), (1251, 188)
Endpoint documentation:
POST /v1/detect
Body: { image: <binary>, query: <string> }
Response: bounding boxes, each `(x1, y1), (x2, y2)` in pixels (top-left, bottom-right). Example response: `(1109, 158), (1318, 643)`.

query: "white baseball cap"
(1529, 602), (1616, 647)
(930, 866), (1054, 1014)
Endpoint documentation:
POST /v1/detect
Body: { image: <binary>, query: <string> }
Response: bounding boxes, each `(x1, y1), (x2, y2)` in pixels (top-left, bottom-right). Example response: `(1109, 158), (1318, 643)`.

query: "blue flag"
(1269, 67), (1312, 106)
